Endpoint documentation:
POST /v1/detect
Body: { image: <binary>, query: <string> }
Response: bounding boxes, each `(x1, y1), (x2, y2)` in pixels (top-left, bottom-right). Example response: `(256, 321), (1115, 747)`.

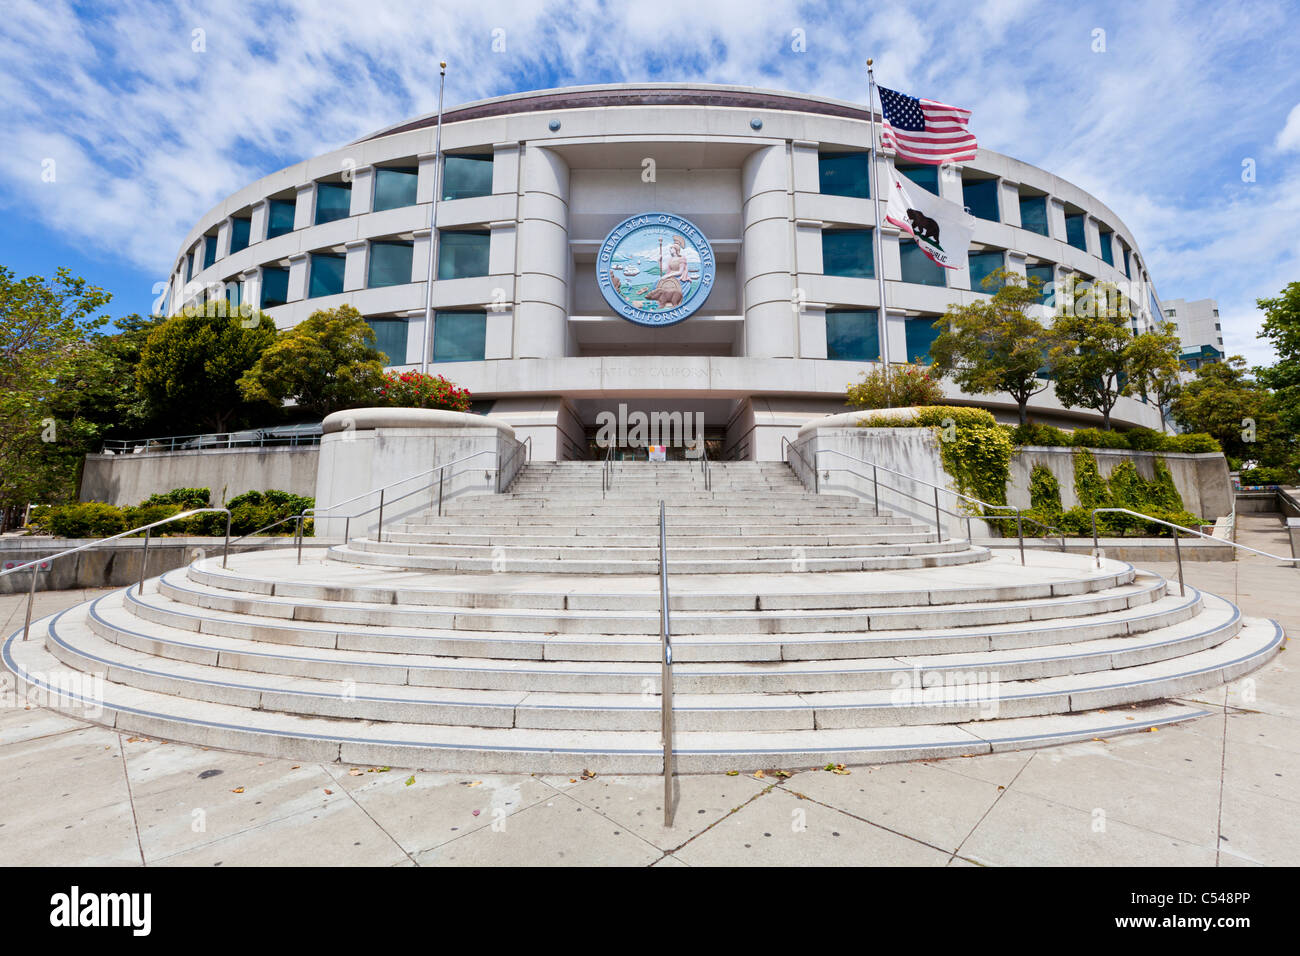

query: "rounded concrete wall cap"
(797, 407), (919, 437)
(321, 407), (516, 438)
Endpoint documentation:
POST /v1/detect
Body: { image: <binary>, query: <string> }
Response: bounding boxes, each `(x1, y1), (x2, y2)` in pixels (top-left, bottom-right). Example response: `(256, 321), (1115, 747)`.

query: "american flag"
(877, 87), (978, 165)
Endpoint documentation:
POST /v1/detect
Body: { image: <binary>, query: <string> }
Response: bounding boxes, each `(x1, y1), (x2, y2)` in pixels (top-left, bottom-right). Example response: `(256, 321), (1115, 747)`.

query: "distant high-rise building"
(1162, 298), (1224, 375)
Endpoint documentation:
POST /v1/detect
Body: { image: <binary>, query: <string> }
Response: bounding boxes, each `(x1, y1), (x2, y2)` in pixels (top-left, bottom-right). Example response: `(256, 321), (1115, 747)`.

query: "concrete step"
(7, 611), (1279, 772)
(117, 573), (1202, 663)
(76, 586), (1234, 697)
(377, 531), (941, 548)
(347, 537), (968, 562)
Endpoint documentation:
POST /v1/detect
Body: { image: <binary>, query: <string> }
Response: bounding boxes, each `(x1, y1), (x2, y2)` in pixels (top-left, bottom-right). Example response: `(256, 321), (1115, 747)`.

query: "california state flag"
(884, 168), (975, 269)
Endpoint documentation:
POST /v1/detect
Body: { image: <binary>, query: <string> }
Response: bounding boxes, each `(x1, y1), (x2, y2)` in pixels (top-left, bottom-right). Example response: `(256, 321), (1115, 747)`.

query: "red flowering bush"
(377, 370), (472, 412)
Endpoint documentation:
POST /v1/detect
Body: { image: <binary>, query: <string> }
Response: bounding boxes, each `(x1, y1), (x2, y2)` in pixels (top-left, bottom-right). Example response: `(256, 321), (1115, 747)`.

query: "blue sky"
(2, 0), (1299, 365)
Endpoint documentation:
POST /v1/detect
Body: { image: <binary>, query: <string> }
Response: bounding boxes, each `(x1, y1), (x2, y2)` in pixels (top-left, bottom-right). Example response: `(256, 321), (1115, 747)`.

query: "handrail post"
(438, 470), (445, 517)
(872, 465), (879, 517)
(1091, 511), (1099, 553)
(139, 527), (151, 595)
(1173, 526), (1185, 597)
(1016, 511), (1025, 566)
(21, 559), (39, 642)
(222, 511), (231, 568)
(376, 489), (385, 541)
(933, 488), (942, 542)
(658, 499), (674, 828)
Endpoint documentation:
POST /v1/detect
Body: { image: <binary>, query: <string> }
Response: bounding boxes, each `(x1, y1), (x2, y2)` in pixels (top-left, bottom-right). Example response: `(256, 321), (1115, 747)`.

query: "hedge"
(30, 488), (314, 538)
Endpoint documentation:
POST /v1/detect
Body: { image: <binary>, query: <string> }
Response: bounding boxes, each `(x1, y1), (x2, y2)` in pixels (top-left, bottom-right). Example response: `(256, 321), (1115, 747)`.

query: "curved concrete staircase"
(4, 461), (1284, 773)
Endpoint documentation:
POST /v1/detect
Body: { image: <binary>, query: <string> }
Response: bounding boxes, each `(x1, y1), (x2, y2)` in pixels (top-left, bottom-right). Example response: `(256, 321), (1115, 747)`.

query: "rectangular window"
(1097, 229), (1114, 267)
(442, 154), (494, 201)
(1026, 264), (1055, 306)
(229, 217), (251, 254)
(184, 249), (193, 283)
(963, 178), (999, 222)
(225, 280), (241, 309)
(897, 164), (939, 196)
(367, 241), (414, 288)
(433, 311), (487, 362)
(261, 267), (289, 308)
(818, 152), (871, 199)
(1019, 195), (1049, 236)
(372, 167), (418, 212)
(203, 235), (217, 270)
(825, 309), (880, 362)
(308, 253), (345, 298)
(1148, 288), (1161, 321)
(821, 228), (873, 278)
(1064, 212), (1087, 251)
(904, 316), (942, 364)
(899, 241), (946, 287)
(314, 183), (352, 225)
(437, 231), (491, 279)
(366, 318), (409, 366)
(1122, 246), (1132, 278)
(266, 199), (296, 239)
(967, 250), (1005, 293)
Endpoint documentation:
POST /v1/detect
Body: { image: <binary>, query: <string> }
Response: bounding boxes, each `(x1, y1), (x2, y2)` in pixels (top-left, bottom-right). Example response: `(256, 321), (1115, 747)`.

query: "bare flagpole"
(420, 61), (447, 375)
(866, 58), (893, 407)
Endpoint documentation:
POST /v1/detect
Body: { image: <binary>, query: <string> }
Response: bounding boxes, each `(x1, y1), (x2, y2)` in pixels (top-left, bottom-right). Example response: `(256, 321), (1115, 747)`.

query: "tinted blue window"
(229, 217), (251, 254)
(1148, 287), (1161, 321)
(819, 153), (870, 199)
(1026, 265), (1055, 306)
(821, 229), (873, 278)
(184, 250), (193, 283)
(1121, 245), (1131, 277)
(897, 164), (939, 196)
(203, 235), (217, 269)
(825, 310), (880, 362)
(433, 312), (486, 362)
(368, 241), (414, 288)
(899, 241), (946, 287)
(314, 183), (352, 225)
(1098, 230), (1114, 266)
(261, 267), (289, 308)
(1065, 213), (1087, 251)
(443, 155), (493, 201)
(267, 199), (296, 239)
(308, 253), (345, 298)
(963, 178), (999, 221)
(1019, 195), (1049, 236)
(905, 316), (942, 364)
(968, 251), (1004, 292)
(373, 167), (418, 212)
(437, 231), (490, 279)
(225, 281), (240, 309)
(367, 318), (409, 366)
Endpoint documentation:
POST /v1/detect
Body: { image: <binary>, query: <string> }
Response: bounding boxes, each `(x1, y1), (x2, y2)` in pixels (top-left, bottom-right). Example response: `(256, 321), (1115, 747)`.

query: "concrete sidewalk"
(1, 515), (1295, 867)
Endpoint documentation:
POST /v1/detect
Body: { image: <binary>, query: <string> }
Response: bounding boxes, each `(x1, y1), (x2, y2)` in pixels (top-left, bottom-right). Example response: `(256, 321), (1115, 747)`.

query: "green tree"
(137, 305), (277, 433)
(1126, 321), (1184, 432)
(1256, 281), (1300, 438)
(1049, 278), (1134, 430)
(238, 305), (386, 418)
(928, 269), (1057, 425)
(0, 266), (111, 529)
(1171, 355), (1285, 463)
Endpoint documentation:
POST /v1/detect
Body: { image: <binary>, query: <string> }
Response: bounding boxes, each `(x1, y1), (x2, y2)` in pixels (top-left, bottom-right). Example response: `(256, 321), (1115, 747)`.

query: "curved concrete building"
(165, 83), (1167, 458)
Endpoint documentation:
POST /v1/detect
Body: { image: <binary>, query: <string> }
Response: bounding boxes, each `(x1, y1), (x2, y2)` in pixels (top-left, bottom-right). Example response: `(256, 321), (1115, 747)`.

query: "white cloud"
(1, 0), (1298, 366)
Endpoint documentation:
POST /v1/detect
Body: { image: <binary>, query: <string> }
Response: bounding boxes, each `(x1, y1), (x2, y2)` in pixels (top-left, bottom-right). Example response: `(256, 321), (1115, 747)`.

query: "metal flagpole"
(866, 59), (892, 407)
(420, 61), (448, 375)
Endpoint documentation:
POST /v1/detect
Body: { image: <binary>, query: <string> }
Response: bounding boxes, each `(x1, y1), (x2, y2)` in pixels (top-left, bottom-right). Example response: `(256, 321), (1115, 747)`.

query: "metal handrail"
(658, 499), (675, 828)
(0, 507), (232, 642)
(698, 438), (711, 491)
(226, 513), (309, 550)
(1090, 506), (1300, 597)
(497, 437), (532, 493)
(294, 447), (509, 562)
(100, 425), (322, 454)
(783, 440), (1068, 563)
(601, 442), (615, 495)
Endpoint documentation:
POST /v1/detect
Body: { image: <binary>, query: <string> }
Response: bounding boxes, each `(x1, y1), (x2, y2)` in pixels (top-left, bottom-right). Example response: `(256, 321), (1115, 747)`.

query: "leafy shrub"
(143, 487), (210, 509)
(1072, 450), (1111, 510)
(1029, 465), (1062, 515)
(1239, 465), (1297, 485)
(379, 371), (472, 411)
(224, 490), (315, 536)
(45, 502), (128, 538)
(1011, 423), (1071, 447)
(1160, 433), (1221, 453)
(121, 503), (183, 534)
(845, 363), (945, 410)
(1070, 427), (1131, 450)
(1122, 427), (1168, 451)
